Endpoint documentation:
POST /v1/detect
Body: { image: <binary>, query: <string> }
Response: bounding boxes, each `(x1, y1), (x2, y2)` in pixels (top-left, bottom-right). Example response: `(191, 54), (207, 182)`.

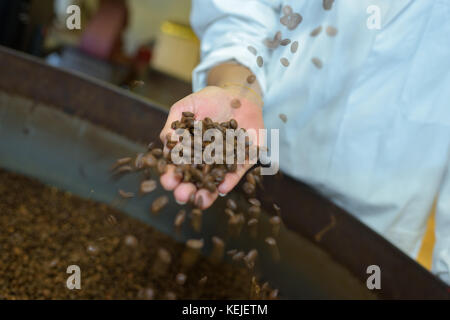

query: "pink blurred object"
(80, 0), (127, 60)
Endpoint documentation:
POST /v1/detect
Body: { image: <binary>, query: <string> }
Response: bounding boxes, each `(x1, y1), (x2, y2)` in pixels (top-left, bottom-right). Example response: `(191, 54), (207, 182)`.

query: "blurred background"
(0, 0), (196, 107)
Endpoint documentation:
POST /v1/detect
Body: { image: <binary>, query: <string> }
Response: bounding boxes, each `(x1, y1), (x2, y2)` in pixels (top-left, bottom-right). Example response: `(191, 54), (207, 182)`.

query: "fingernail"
(219, 193), (227, 197)
(176, 200), (187, 205)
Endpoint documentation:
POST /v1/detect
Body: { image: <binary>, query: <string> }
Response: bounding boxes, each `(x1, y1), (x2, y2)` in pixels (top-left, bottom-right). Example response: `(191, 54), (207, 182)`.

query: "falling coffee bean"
(124, 234), (138, 247)
(265, 237), (280, 262)
(311, 57), (323, 69)
(175, 273), (187, 286)
(198, 276), (208, 285)
(326, 25), (338, 37)
(246, 75), (256, 84)
(230, 98), (241, 109)
(152, 248), (171, 276)
(118, 189), (134, 199)
(111, 157), (132, 170)
(86, 243), (99, 255)
(244, 249), (258, 269)
(247, 45), (257, 56)
(137, 288), (155, 300)
(280, 39), (291, 46)
(287, 13), (302, 30)
(209, 236), (225, 264)
(140, 180), (157, 194)
(323, 0), (334, 10)
(269, 215), (282, 237)
(280, 58), (290, 67)
(151, 195), (169, 214)
(226, 198), (238, 211)
(174, 209), (186, 229)
(282, 5), (293, 16)
(190, 208), (203, 233)
(256, 56), (264, 67)
(248, 198), (261, 207)
(279, 114), (288, 123)
(290, 41), (299, 53)
(248, 218), (258, 239)
(232, 251), (245, 262)
(310, 26), (323, 37)
(181, 239), (204, 269)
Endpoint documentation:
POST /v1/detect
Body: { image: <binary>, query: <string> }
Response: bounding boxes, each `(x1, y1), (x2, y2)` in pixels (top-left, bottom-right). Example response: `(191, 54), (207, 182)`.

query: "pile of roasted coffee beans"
(0, 169), (277, 300)
(110, 111), (285, 299)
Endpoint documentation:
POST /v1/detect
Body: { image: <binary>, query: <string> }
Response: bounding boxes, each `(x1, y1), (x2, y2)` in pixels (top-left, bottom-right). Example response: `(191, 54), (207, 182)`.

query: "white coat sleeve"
(190, 0), (281, 95)
(432, 153), (450, 285)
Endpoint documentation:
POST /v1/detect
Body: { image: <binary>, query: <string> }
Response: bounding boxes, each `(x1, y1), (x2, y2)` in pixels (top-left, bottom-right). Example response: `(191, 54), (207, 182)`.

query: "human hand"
(159, 85), (264, 209)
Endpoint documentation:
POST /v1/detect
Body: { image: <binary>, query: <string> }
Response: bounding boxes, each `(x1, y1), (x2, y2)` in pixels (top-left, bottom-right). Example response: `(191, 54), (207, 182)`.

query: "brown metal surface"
(0, 46), (448, 299)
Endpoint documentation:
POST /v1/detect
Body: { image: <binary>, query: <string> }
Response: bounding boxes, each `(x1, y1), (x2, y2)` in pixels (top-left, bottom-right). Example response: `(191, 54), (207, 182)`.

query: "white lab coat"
(190, 0), (450, 284)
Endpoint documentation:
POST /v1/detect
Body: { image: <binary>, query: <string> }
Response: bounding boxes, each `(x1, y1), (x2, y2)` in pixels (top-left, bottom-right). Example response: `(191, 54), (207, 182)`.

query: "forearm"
(207, 63), (264, 108)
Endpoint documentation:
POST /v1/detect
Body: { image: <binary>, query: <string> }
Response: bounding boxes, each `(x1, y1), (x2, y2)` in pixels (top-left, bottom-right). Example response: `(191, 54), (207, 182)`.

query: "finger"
(173, 182), (196, 205)
(195, 189), (219, 210)
(160, 165), (181, 191)
(217, 164), (251, 195)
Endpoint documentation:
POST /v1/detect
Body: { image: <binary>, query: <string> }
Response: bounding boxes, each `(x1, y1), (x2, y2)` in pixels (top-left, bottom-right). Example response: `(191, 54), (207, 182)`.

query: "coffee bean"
(124, 234), (138, 247)
(280, 58), (290, 67)
(248, 198), (261, 207)
(181, 239), (204, 268)
(140, 180), (157, 194)
(138, 288), (155, 300)
(209, 236), (225, 264)
(280, 39), (291, 46)
(279, 114), (288, 123)
(269, 289), (279, 299)
(113, 165), (133, 175)
(229, 119), (238, 129)
(143, 154), (157, 167)
(311, 57), (323, 69)
(265, 237), (280, 262)
(226, 199), (238, 211)
(165, 291), (177, 300)
(86, 243), (99, 255)
(195, 195), (204, 208)
(248, 218), (258, 239)
(246, 75), (256, 84)
(151, 148), (163, 157)
(190, 208), (203, 233)
(151, 195), (169, 214)
(290, 41), (299, 53)
(257, 56), (264, 67)
(157, 159), (167, 174)
(224, 208), (235, 218)
(280, 15), (289, 26)
(106, 214), (117, 226)
(174, 209), (186, 230)
(152, 248), (171, 276)
(287, 13), (302, 30)
(326, 25), (338, 37)
(175, 273), (187, 285)
(242, 182), (256, 195)
(310, 26), (322, 37)
(232, 251), (245, 262)
(248, 206), (261, 219)
(247, 46), (257, 56)
(198, 276), (208, 285)
(244, 249), (258, 269)
(323, 0), (334, 10)
(282, 5), (292, 15)
(182, 111), (195, 118)
(111, 157), (132, 171)
(118, 189), (134, 199)
(269, 216), (281, 237)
